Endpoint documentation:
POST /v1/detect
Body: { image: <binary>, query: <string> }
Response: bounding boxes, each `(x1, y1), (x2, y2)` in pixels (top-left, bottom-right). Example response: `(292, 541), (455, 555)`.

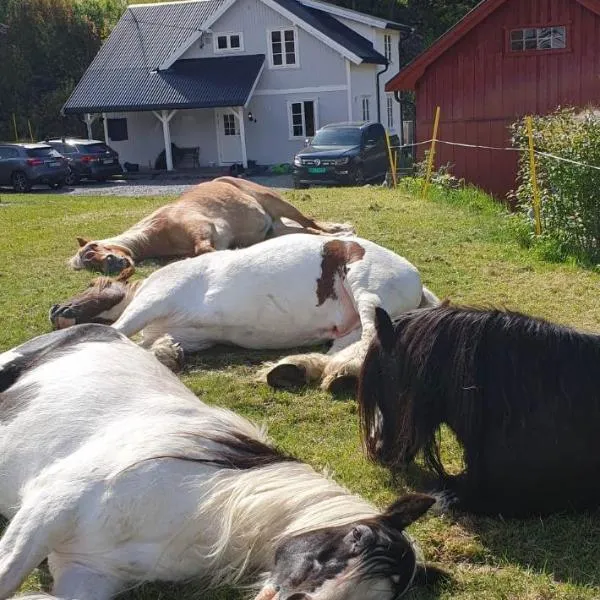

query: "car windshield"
(26, 147), (61, 158)
(311, 128), (362, 147)
(77, 143), (110, 154)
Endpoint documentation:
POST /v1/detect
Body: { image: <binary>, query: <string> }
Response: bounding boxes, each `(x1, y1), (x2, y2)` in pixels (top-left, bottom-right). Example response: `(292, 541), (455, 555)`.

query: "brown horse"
(70, 176), (352, 276)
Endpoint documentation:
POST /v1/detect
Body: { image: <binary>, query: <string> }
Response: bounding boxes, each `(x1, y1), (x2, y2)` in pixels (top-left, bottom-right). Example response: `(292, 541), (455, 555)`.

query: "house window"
(214, 32), (244, 53)
(509, 26), (566, 52)
(106, 118), (128, 141)
(270, 28), (297, 67)
(289, 100), (316, 138)
(223, 114), (239, 136)
(361, 96), (371, 122)
(384, 34), (393, 62)
(386, 95), (394, 129)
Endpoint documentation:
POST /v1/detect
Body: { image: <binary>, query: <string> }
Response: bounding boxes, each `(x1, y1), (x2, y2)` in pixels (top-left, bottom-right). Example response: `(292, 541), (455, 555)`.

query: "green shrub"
(511, 108), (600, 265)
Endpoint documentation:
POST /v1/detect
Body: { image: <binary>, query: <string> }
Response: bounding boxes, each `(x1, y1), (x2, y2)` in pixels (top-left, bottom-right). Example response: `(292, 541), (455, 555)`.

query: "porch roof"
(62, 54), (265, 115)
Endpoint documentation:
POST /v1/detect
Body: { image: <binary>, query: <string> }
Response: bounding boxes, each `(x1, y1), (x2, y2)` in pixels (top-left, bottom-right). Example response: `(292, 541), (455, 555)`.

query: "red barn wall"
(415, 0), (600, 199)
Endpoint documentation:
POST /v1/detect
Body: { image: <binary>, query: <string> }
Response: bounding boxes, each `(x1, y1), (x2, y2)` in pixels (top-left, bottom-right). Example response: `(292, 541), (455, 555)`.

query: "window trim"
(361, 95), (371, 122)
(287, 98), (318, 140)
(383, 33), (393, 63)
(213, 32), (245, 53)
(222, 112), (240, 137)
(267, 27), (300, 69)
(505, 24), (570, 56)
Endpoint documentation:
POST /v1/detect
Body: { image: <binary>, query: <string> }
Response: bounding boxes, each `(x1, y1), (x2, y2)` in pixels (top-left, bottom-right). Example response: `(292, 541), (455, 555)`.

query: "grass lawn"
(1, 183), (599, 600)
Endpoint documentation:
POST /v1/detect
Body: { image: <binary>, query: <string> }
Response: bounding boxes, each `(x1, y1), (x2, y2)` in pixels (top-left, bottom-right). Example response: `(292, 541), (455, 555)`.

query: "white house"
(62, 0), (412, 170)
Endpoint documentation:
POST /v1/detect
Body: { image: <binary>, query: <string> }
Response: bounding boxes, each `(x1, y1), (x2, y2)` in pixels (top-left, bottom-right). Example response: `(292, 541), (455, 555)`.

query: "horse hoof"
(327, 375), (358, 398)
(266, 363), (307, 390)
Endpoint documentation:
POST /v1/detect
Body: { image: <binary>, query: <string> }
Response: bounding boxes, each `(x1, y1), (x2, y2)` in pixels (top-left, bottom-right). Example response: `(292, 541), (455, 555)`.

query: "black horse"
(359, 304), (600, 517)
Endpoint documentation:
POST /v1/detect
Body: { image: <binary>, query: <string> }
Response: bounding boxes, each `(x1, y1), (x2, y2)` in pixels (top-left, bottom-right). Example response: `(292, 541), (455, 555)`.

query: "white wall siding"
(105, 110), (218, 168)
(181, 0), (346, 89)
(245, 89), (347, 164)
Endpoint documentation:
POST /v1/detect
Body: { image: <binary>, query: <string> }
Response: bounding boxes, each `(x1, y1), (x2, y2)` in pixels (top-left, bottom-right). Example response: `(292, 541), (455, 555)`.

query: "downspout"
(376, 61), (389, 124)
(394, 27), (417, 153)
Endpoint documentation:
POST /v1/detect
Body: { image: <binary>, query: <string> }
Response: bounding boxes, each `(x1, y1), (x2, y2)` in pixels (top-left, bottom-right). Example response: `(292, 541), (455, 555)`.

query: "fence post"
(28, 120), (34, 143)
(421, 106), (441, 199)
(385, 131), (397, 188)
(12, 114), (19, 142)
(525, 116), (542, 236)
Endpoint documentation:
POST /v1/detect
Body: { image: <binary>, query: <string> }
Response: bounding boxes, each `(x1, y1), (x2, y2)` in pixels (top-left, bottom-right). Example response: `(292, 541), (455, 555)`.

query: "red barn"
(386, 0), (600, 199)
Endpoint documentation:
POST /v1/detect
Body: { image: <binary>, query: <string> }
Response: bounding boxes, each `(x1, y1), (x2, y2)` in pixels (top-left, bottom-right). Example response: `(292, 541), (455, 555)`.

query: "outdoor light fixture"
(248, 111), (257, 123)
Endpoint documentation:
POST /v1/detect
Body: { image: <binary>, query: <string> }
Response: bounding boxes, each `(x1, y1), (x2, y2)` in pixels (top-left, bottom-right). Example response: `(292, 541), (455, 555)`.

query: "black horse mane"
(359, 304), (600, 480)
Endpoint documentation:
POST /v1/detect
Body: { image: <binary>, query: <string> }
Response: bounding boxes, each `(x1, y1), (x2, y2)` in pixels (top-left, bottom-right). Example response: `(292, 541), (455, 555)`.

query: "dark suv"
(292, 122), (388, 188)
(0, 143), (68, 192)
(46, 138), (122, 185)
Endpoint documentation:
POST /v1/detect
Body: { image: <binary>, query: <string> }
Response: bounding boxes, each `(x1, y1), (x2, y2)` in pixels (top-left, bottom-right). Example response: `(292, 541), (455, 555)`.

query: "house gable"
(386, 0), (600, 90)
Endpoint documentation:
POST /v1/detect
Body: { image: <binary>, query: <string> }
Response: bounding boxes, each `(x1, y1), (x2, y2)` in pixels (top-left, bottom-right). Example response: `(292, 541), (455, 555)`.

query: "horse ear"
(380, 493), (436, 531)
(374, 307), (395, 353)
(77, 237), (89, 248)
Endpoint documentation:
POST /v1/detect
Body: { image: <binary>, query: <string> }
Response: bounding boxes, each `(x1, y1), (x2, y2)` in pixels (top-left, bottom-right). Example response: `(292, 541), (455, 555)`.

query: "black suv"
(293, 122), (388, 188)
(46, 138), (122, 185)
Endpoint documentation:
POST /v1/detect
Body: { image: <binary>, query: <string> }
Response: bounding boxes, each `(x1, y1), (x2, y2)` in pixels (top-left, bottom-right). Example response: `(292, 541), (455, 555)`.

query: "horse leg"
(259, 330), (360, 391)
(0, 493), (75, 599)
(50, 563), (121, 600)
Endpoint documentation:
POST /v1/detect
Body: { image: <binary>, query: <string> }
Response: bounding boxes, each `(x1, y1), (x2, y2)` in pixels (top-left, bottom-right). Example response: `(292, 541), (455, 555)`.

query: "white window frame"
(386, 94), (394, 130)
(509, 26), (566, 52)
(268, 27), (299, 69)
(287, 99), (318, 140)
(214, 32), (244, 53)
(361, 96), (371, 122)
(222, 112), (239, 137)
(384, 33), (393, 63)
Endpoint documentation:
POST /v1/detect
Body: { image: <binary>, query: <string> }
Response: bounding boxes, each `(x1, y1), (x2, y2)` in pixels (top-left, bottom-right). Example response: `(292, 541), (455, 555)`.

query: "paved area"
(40, 173), (295, 196)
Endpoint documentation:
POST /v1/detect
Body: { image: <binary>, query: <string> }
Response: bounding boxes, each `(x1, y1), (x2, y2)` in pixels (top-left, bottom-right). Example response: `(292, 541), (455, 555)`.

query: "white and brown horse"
(0, 325), (438, 600)
(52, 234), (438, 392)
(70, 177), (352, 277)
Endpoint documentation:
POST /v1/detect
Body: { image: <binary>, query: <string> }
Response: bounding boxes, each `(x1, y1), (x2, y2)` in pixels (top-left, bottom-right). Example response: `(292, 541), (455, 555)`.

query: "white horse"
(0, 325), (437, 600)
(50, 234), (438, 392)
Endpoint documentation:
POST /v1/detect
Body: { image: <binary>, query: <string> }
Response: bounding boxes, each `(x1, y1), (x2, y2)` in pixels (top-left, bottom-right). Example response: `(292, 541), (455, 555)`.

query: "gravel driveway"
(54, 173), (295, 196)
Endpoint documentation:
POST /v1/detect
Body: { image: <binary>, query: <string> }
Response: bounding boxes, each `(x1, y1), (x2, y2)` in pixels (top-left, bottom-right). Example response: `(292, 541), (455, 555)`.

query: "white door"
(216, 109), (242, 164)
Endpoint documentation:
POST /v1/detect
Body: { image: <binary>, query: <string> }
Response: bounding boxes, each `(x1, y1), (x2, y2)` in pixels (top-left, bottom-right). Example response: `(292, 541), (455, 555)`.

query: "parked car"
(46, 138), (122, 185)
(0, 143), (68, 192)
(292, 122), (389, 188)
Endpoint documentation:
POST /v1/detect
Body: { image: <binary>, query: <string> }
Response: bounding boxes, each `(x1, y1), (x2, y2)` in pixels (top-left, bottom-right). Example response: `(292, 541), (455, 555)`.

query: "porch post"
(152, 110), (177, 171)
(235, 107), (248, 169)
(84, 113), (97, 140)
(102, 113), (109, 144)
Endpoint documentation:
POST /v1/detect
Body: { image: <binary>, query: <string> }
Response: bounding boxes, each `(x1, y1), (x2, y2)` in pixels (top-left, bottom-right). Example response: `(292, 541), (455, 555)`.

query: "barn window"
(509, 26), (566, 52)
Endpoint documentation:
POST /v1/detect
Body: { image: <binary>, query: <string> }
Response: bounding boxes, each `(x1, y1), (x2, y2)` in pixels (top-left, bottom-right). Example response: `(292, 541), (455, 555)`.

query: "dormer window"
(269, 28), (297, 68)
(214, 33), (243, 53)
(509, 26), (566, 52)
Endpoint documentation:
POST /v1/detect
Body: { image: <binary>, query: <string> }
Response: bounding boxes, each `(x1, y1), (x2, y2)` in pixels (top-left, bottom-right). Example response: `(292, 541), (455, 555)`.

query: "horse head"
(70, 237), (135, 276)
(49, 274), (134, 329)
(253, 493), (435, 600)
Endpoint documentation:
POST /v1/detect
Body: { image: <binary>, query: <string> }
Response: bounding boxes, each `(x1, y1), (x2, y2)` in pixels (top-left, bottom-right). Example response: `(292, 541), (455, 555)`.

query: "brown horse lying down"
(70, 176), (352, 276)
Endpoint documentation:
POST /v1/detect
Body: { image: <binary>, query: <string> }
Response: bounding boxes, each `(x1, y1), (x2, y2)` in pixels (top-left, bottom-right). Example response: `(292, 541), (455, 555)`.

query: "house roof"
(385, 0), (600, 91)
(62, 54), (265, 114)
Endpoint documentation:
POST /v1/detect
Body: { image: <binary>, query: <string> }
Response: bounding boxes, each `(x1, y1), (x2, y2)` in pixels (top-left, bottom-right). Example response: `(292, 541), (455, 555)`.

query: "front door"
(216, 109), (242, 165)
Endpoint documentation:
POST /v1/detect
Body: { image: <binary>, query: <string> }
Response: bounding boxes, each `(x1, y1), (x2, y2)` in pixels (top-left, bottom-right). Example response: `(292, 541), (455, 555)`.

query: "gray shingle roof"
(63, 55), (265, 114)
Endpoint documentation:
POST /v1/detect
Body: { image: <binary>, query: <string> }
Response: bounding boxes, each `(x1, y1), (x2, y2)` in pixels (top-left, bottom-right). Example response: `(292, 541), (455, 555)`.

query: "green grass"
(1, 183), (600, 600)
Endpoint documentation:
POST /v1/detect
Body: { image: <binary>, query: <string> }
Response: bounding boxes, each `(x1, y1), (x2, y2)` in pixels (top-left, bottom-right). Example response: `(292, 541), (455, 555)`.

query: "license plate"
(103, 158), (114, 165)
(49, 161), (61, 167)
(308, 167), (327, 174)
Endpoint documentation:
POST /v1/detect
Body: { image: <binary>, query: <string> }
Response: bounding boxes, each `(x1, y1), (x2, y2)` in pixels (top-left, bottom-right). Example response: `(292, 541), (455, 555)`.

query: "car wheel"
(65, 168), (79, 186)
(352, 166), (365, 187)
(12, 171), (31, 193)
(49, 181), (64, 190)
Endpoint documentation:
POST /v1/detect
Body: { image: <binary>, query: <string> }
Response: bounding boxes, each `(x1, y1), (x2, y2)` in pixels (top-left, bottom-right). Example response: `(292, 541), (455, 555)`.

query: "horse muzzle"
(49, 304), (78, 330)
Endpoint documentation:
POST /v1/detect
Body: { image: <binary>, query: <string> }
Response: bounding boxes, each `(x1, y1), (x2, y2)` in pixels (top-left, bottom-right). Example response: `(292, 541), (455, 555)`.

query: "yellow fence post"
(12, 114), (19, 142)
(525, 116), (542, 236)
(421, 106), (441, 199)
(385, 131), (397, 188)
(28, 120), (34, 142)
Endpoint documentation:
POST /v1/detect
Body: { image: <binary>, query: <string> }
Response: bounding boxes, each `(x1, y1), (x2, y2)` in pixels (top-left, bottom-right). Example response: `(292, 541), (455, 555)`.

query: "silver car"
(0, 143), (69, 192)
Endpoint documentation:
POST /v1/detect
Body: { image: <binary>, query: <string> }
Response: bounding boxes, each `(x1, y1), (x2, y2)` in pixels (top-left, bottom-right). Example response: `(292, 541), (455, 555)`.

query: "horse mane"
(359, 304), (600, 479)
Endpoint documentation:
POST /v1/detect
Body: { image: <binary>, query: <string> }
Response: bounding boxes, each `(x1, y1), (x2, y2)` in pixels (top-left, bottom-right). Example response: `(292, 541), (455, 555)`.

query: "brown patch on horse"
(316, 240), (365, 306)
